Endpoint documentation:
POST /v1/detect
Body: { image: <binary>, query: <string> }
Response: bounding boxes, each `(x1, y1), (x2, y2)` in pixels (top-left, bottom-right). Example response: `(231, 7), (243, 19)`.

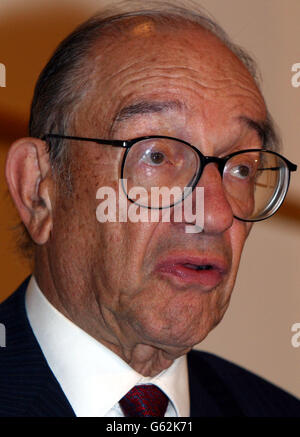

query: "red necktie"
(119, 384), (168, 417)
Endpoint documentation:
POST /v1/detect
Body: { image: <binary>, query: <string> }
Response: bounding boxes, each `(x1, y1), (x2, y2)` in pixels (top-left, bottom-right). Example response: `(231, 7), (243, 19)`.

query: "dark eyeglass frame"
(42, 134), (297, 222)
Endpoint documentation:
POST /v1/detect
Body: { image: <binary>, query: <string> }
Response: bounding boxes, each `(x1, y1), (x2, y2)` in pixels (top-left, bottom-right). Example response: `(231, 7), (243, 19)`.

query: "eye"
(141, 149), (167, 166)
(149, 151), (165, 165)
(229, 164), (251, 179)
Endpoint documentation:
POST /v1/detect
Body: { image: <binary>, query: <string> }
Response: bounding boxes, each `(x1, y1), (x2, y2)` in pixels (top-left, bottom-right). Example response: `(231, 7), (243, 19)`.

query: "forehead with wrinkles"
(74, 17), (265, 137)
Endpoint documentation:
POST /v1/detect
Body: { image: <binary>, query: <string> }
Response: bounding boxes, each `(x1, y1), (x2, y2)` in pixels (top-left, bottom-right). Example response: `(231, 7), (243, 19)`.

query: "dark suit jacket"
(0, 277), (300, 417)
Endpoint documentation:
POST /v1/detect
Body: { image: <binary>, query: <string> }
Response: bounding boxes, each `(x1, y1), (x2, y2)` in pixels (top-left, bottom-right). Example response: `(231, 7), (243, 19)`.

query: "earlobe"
(5, 137), (53, 245)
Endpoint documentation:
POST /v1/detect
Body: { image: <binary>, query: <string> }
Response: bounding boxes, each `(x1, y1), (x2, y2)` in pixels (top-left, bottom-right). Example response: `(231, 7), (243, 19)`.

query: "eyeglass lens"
(122, 138), (289, 221)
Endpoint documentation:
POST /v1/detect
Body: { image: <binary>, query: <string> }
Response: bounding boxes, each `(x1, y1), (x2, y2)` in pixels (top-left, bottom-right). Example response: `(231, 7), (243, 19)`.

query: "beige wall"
(1, 0), (299, 398)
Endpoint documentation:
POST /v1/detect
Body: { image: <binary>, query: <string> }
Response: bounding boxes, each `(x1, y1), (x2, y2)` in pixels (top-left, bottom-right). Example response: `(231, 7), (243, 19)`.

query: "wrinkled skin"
(7, 19), (266, 376)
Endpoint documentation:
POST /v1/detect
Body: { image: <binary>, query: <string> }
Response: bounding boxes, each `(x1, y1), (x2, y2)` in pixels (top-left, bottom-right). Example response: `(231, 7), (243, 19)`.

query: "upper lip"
(154, 253), (229, 274)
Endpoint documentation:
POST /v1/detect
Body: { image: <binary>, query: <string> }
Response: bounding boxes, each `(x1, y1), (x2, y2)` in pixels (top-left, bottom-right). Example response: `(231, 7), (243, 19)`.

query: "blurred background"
(1, 0), (300, 398)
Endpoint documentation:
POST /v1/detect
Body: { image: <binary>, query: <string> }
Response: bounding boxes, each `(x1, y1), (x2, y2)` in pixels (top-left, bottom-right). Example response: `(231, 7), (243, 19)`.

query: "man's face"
(45, 21), (266, 366)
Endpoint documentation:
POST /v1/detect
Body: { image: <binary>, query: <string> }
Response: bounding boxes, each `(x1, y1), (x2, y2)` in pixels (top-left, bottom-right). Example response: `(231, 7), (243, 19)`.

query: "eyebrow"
(239, 115), (278, 149)
(113, 100), (185, 123)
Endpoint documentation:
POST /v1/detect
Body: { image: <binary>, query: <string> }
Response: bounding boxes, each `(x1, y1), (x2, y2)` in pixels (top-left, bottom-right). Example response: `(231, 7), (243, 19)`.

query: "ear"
(5, 137), (54, 245)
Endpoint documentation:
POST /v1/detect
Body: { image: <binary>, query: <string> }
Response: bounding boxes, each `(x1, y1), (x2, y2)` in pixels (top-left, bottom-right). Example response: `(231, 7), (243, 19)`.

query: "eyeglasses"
(42, 134), (297, 222)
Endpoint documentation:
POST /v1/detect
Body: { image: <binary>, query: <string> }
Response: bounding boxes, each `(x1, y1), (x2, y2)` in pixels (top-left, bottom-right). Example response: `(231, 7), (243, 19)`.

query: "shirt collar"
(25, 275), (190, 417)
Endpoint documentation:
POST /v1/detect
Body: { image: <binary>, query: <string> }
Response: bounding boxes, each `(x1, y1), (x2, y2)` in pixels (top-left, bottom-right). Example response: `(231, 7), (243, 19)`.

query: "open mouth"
(154, 255), (228, 289)
(183, 263), (214, 271)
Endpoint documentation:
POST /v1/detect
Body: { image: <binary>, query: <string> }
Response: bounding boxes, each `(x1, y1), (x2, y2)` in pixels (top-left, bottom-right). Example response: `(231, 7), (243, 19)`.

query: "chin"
(124, 276), (233, 351)
(133, 308), (221, 352)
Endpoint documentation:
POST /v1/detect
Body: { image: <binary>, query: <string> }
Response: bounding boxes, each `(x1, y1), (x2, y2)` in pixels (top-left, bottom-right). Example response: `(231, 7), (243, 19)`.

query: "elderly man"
(1, 1), (300, 417)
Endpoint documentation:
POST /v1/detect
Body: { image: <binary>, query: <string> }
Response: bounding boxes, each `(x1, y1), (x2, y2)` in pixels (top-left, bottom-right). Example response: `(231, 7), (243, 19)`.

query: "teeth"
(184, 264), (212, 271)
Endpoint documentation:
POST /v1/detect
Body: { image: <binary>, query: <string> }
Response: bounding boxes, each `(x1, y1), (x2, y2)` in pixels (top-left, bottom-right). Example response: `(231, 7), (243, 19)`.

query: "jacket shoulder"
(0, 278), (74, 417)
(188, 349), (300, 417)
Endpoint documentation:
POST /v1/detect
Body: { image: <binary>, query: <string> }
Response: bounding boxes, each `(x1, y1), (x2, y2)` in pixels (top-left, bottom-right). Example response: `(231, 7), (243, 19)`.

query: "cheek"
(92, 219), (159, 298)
(90, 163), (161, 294)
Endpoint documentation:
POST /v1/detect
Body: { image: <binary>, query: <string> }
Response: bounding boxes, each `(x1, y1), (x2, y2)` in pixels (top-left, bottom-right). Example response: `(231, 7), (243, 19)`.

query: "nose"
(195, 163), (234, 234)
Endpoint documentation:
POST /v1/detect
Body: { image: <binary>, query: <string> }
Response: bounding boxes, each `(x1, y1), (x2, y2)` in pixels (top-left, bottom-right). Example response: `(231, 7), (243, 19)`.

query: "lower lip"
(155, 263), (224, 289)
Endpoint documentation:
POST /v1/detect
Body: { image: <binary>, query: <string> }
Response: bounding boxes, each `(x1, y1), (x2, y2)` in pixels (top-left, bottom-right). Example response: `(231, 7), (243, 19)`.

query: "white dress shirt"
(25, 276), (190, 417)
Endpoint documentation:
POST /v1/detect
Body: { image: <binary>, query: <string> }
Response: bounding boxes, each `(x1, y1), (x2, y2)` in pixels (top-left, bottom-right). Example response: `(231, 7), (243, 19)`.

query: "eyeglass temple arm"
(41, 134), (129, 148)
(262, 163), (298, 172)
